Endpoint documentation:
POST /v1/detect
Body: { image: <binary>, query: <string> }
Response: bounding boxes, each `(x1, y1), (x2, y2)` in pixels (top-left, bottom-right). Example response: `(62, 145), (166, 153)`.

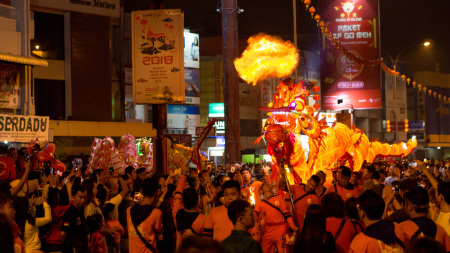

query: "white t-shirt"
(436, 211), (450, 236)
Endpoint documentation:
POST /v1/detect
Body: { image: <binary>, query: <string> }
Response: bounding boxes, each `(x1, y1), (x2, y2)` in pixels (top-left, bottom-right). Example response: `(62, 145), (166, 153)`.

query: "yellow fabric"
(0, 53), (48, 67)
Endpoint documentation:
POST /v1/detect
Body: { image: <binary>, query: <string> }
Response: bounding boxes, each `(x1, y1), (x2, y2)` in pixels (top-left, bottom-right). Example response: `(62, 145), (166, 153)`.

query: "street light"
(383, 41), (431, 142)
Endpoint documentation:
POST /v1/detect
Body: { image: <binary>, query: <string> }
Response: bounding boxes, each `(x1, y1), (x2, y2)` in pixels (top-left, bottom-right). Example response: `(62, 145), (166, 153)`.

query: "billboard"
(31, 0), (120, 17)
(167, 104), (200, 136)
(318, 0), (382, 109)
(0, 114), (49, 142)
(132, 9), (184, 104)
(184, 31), (199, 69)
(0, 64), (20, 109)
(184, 68), (200, 104)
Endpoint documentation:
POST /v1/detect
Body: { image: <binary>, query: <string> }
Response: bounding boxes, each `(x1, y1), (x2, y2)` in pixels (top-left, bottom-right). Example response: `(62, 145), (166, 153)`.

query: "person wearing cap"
(325, 166), (361, 202)
(399, 187), (450, 251)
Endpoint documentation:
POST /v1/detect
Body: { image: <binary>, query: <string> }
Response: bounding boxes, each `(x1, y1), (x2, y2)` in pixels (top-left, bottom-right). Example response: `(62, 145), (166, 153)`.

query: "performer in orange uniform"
(279, 170), (320, 230)
(325, 166), (361, 202)
(349, 190), (408, 253)
(127, 177), (163, 253)
(203, 180), (241, 241)
(254, 182), (298, 253)
(322, 192), (355, 253)
(400, 187), (450, 251)
(241, 166), (271, 205)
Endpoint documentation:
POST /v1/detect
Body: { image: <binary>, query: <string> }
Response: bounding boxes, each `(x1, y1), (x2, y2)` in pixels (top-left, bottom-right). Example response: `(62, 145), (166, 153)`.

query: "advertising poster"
(167, 104), (200, 136)
(132, 9), (184, 104)
(184, 68), (200, 104)
(184, 31), (199, 69)
(0, 64), (20, 110)
(318, 0), (382, 109)
(0, 114), (49, 142)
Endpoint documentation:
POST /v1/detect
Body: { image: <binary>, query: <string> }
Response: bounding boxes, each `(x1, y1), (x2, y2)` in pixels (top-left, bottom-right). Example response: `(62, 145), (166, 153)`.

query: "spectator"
(0, 187), (25, 252)
(24, 192), (52, 252)
(175, 236), (224, 253)
(222, 199), (262, 253)
(349, 190), (408, 252)
(406, 237), (445, 253)
(362, 166), (376, 192)
(0, 143), (16, 181)
(0, 212), (15, 253)
(87, 213), (107, 253)
(293, 204), (335, 253)
(61, 185), (88, 252)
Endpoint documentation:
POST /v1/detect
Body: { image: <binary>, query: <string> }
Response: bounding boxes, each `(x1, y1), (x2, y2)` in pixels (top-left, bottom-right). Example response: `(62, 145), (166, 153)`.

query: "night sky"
(165, 0), (450, 75)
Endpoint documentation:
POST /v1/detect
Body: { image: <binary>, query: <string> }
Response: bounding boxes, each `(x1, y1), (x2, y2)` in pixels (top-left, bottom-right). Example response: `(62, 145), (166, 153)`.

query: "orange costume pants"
(261, 222), (287, 253)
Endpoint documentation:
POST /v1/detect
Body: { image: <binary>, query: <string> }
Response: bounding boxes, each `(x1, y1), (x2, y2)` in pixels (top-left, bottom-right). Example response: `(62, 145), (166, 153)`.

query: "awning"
(0, 53), (48, 67)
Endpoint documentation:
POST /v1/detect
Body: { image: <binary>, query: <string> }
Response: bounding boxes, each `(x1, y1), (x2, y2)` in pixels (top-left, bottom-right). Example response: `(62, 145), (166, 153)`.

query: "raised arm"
(10, 159), (31, 196)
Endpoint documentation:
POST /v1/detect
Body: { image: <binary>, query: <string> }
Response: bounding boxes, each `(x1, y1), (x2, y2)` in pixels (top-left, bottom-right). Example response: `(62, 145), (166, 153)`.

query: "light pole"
(383, 41), (430, 142)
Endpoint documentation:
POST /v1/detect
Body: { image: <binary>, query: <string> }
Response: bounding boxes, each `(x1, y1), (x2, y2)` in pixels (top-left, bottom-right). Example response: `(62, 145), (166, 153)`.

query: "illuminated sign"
(213, 120), (225, 134)
(208, 103), (224, 118)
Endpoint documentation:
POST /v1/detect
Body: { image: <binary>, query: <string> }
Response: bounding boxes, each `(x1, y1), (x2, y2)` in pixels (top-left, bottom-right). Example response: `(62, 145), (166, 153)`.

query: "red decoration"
(304, 0), (311, 9)
(264, 124), (286, 147)
(309, 6), (316, 17)
(313, 103), (321, 110)
(312, 86), (320, 93)
(314, 14), (321, 24)
(401, 75), (406, 81)
(140, 18), (147, 25)
(313, 94), (320, 101)
(406, 78), (411, 85)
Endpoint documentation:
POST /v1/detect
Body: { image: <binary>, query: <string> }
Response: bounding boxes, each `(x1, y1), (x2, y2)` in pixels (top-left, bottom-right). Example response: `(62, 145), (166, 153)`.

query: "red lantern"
(438, 94), (442, 100)
(418, 84), (422, 89)
(312, 86), (320, 93)
(319, 21), (325, 29)
(313, 103), (321, 110)
(323, 27), (329, 34)
(401, 75), (406, 81)
(406, 78), (411, 85)
(433, 91), (437, 98)
(387, 128), (391, 133)
(314, 14), (321, 23)
(313, 94), (321, 101)
(304, 0), (311, 9)
(423, 87), (427, 92)
(309, 6), (316, 17)
(428, 89), (432, 96)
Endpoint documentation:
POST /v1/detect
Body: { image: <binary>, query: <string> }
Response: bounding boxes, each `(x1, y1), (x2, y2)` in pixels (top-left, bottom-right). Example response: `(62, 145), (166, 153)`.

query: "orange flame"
(234, 34), (299, 85)
(249, 187), (256, 205)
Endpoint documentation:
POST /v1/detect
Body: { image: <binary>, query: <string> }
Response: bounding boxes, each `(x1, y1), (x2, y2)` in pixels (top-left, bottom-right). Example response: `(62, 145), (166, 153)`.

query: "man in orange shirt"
(349, 190), (409, 253)
(127, 177), (163, 253)
(241, 166), (271, 205)
(203, 180), (241, 241)
(254, 182), (298, 253)
(278, 171), (320, 230)
(325, 166), (361, 202)
(400, 187), (450, 251)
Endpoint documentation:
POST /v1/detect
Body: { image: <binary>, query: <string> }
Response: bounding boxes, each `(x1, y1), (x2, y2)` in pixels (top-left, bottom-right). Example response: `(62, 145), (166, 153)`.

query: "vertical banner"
(318, 0), (381, 109)
(184, 68), (200, 104)
(184, 31), (200, 69)
(0, 64), (20, 109)
(132, 9), (184, 104)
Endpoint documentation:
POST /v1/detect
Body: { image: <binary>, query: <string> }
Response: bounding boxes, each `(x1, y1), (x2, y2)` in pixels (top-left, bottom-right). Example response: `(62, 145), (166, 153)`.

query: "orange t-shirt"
(127, 206), (163, 253)
(176, 211), (206, 248)
(325, 183), (360, 202)
(203, 205), (234, 242)
(285, 185), (319, 230)
(400, 219), (450, 252)
(349, 221), (409, 253)
(326, 217), (355, 253)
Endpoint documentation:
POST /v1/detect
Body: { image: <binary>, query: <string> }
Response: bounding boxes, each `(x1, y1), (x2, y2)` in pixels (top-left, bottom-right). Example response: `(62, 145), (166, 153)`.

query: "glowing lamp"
(387, 129), (391, 133)
(401, 75), (406, 81)
(309, 6), (316, 17)
(313, 94), (320, 101)
(404, 119), (409, 124)
(290, 102), (296, 108)
(268, 102), (273, 108)
(313, 103), (321, 110)
(312, 86), (320, 93)
(406, 78), (411, 84)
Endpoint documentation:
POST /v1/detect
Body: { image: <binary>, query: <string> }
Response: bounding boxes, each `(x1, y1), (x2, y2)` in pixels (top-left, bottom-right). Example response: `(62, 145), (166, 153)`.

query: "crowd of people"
(0, 141), (450, 253)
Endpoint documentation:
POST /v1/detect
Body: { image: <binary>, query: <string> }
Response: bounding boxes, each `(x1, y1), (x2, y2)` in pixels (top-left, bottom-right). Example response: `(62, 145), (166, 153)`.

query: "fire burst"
(234, 34), (299, 85)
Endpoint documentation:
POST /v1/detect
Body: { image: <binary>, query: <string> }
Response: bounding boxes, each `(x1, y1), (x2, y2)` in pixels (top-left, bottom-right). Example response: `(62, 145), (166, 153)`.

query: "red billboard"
(318, 0), (381, 110)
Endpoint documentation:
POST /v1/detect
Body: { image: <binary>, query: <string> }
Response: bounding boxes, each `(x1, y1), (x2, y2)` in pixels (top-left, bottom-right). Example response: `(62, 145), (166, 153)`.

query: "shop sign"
(167, 134), (192, 147)
(31, 0), (120, 17)
(132, 9), (184, 104)
(208, 103), (224, 118)
(0, 114), (49, 142)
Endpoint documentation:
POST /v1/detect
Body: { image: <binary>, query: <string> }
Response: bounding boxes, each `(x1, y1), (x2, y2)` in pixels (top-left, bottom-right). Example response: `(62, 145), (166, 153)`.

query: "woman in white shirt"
(24, 194), (52, 252)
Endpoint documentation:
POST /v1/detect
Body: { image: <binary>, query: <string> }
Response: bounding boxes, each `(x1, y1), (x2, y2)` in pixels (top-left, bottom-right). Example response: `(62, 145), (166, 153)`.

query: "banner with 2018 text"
(132, 9), (185, 104)
(0, 114), (49, 142)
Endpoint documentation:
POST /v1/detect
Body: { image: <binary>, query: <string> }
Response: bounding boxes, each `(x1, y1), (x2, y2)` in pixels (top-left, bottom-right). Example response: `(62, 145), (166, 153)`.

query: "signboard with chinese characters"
(0, 114), (49, 142)
(132, 9), (184, 104)
(31, 0), (120, 17)
(318, 0), (382, 109)
(0, 64), (20, 109)
(184, 31), (199, 69)
(185, 68), (200, 104)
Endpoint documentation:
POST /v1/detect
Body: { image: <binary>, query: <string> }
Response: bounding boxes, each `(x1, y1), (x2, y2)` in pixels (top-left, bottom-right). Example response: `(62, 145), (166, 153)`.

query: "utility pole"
(221, 0), (241, 163)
